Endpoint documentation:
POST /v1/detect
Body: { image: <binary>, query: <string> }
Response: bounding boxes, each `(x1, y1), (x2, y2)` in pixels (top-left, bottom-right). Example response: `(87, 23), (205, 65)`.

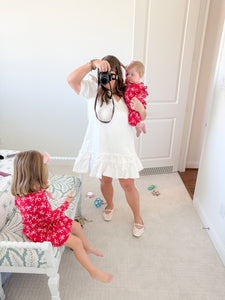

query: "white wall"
(186, 0), (225, 168)
(0, 0), (134, 157)
(193, 20), (225, 265)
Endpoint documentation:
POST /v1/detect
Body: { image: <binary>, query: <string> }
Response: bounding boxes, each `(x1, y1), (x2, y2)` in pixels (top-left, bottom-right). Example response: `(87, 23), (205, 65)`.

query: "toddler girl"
(11, 150), (113, 283)
(124, 61), (148, 137)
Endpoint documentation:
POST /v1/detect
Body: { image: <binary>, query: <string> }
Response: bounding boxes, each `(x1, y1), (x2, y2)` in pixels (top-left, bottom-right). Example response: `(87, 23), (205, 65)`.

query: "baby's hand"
(66, 191), (73, 205)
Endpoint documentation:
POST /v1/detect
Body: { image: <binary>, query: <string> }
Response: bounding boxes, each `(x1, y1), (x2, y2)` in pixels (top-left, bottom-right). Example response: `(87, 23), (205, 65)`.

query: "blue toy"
(148, 185), (155, 190)
(94, 197), (102, 207)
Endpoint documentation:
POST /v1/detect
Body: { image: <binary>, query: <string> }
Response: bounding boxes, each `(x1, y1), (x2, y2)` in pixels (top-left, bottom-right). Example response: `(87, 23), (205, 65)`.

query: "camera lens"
(99, 71), (111, 85)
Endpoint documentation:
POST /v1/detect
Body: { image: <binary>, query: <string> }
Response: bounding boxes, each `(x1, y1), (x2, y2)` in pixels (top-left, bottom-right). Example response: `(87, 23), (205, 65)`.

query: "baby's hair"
(127, 61), (145, 77)
(11, 150), (49, 197)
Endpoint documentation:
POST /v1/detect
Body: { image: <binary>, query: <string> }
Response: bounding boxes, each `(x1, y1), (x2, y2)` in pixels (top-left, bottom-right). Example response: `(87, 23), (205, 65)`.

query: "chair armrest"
(0, 241), (59, 269)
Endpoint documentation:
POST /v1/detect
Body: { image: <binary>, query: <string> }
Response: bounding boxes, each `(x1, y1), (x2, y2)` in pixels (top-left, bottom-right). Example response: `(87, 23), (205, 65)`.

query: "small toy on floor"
(148, 185), (155, 190)
(94, 197), (102, 207)
(94, 197), (107, 207)
(85, 192), (106, 207)
(147, 185), (160, 196)
(152, 190), (160, 196)
(86, 191), (95, 198)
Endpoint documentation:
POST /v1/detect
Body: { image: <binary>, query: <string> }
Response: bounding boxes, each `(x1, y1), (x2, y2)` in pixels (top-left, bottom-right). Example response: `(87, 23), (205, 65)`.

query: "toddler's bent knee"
(72, 220), (82, 230)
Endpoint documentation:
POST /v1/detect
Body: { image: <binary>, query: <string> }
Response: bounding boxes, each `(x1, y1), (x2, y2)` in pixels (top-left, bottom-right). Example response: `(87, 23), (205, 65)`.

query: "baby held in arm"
(124, 61), (148, 137)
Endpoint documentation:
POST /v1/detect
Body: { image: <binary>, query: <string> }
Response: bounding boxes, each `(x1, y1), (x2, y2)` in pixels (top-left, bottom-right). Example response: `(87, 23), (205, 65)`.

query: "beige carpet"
(3, 165), (225, 300)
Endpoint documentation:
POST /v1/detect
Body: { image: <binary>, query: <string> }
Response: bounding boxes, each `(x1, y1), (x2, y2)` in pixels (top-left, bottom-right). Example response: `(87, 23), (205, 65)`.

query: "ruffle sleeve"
(80, 75), (98, 100)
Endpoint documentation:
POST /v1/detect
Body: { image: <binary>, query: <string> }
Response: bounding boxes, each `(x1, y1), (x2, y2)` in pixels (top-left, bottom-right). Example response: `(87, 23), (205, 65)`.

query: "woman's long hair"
(11, 150), (49, 197)
(98, 55), (126, 105)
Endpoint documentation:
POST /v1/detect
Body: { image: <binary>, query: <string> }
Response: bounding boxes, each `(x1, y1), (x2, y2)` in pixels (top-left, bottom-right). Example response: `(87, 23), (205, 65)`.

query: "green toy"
(148, 185), (155, 190)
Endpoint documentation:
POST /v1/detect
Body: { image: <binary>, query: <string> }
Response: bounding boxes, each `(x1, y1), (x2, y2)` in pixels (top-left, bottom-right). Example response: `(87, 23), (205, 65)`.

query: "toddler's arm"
(35, 192), (71, 222)
(65, 191), (73, 204)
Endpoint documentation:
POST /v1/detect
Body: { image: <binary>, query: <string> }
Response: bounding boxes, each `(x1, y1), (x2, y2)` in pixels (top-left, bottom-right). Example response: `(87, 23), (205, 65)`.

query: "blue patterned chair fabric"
(0, 174), (81, 269)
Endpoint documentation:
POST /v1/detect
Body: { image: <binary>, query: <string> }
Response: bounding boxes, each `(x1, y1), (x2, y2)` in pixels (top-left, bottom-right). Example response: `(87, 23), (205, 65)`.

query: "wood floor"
(178, 168), (198, 199)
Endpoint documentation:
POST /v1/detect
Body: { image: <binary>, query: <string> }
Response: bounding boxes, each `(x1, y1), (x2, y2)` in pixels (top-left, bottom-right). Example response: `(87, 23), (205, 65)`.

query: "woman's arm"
(67, 62), (92, 94)
(67, 59), (110, 94)
(140, 109), (147, 121)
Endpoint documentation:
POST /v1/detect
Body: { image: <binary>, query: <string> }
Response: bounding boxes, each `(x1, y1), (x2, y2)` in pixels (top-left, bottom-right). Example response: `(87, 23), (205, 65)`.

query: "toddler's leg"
(64, 234), (113, 283)
(70, 221), (103, 257)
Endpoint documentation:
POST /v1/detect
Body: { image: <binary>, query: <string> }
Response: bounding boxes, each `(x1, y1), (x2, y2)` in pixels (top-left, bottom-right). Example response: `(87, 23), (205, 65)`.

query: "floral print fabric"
(15, 189), (72, 247)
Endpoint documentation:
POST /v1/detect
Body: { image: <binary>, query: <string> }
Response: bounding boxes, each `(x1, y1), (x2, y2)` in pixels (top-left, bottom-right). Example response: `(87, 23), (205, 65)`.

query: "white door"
(133, 0), (205, 172)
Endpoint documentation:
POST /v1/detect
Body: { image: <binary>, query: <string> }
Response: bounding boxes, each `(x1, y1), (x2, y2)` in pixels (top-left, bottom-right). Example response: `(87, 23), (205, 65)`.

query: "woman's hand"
(93, 60), (111, 72)
(130, 97), (147, 121)
(67, 59), (111, 94)
(131, 97), (144, 113)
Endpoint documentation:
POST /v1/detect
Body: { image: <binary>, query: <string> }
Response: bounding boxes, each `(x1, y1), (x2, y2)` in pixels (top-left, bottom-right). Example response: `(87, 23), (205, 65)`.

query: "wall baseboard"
(186, 161), (199, 169)
(193, 199), (225, 266)
(48, 156), (76, 167)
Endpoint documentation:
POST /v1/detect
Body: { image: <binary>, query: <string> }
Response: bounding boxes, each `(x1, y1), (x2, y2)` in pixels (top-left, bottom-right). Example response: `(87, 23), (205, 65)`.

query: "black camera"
(95, 70), (118, 123)
(98, 71), (112, 85)
(98, 71), (118, 85)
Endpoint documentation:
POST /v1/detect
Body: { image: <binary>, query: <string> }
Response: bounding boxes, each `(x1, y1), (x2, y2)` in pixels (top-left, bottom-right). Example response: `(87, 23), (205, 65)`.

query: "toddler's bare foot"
(90, 269), (114, 283)
(87, 246), (104, 257)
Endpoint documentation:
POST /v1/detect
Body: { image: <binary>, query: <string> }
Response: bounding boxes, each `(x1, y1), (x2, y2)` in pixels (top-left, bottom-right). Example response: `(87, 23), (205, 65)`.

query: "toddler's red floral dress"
(15, 189), (72, 247)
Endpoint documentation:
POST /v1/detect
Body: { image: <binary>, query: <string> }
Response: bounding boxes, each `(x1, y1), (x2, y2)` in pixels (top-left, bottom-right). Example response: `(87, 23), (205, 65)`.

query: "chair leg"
(0, 274), (5, 300)
(48, 273), (60, 300)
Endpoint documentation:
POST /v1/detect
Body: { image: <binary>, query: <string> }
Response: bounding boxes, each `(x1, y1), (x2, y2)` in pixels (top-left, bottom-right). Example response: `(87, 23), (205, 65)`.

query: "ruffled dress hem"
(73, 151), (143, 179)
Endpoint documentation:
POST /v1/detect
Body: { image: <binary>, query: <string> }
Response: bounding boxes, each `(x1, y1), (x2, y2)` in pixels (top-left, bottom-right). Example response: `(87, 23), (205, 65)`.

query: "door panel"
(141, 119), (175, 159)
(147, 0), (188, 102)
(133, 0), (202, 171)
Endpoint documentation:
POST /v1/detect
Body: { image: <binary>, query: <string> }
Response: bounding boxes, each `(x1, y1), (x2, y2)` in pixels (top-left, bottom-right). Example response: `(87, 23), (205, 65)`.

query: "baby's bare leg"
(135, 123), (146, 137)
(64, 234), (113, 283)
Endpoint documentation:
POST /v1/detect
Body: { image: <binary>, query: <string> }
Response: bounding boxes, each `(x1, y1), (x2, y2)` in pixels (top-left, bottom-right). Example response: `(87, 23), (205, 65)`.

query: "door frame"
(178, 0), (210, 171)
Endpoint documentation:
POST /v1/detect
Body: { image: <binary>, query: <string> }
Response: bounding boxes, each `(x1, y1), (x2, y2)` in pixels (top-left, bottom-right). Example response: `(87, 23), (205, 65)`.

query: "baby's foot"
(136, 123), (146, 137)
(142, 123), (146, 134)
(87, 246), (104, 257)
(90, 269), (114, 283)
(136, 127), (142, 137)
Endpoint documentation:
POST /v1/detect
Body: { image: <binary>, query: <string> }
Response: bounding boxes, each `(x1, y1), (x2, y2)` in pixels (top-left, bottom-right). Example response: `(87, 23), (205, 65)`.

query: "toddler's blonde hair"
(127, 61), (145, 77)
(11, 150), (49, 197)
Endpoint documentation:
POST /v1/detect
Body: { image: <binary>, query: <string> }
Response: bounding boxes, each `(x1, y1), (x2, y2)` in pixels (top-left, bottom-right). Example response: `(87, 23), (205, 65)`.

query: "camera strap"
(94, 81), (115, 123)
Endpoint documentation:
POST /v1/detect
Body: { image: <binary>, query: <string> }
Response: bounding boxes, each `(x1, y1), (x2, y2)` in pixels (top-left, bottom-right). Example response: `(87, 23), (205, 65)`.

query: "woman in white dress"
(67, 55), (146, 237)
